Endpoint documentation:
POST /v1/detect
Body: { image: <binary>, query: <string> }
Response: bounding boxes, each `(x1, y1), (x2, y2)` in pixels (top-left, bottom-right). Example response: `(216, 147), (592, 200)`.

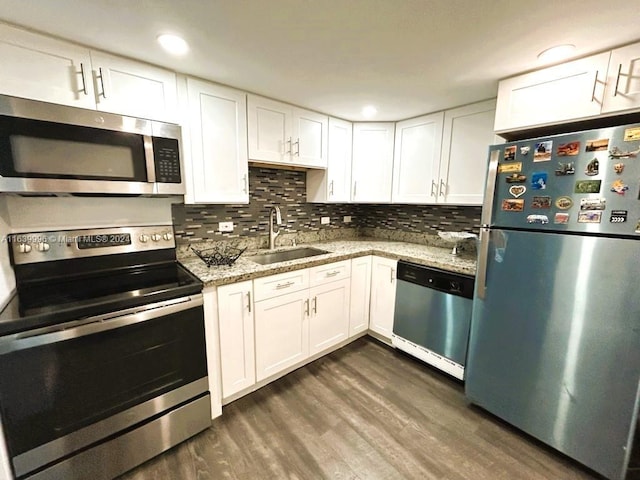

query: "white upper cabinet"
(440, 99), (499, 205)
(90, 51), (178, 122)
(602, 43), (640, 114)
(392, 112), (444, 203)
(0, 23), (177, 122)
(247, 95), (328, 168)
(185, 78), (248, 204)
(351, 122), (395, 203)
(494, 52), (611, 133)
(307, 117), (353, 203)
(0, 23), (96, 109)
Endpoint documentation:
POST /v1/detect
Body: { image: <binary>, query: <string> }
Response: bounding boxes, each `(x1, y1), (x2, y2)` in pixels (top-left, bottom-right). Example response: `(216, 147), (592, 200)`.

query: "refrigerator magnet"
(520, 146), (530, 156)
(508, 185), (526, 198)
(613, 162), (625, 174)
(504, 146), (517, 161)
(498, 162), (522, 173)
(555, 162), (575, 176)
(501, 199), (524, 211)
(585, 158), (600, 176)
(531, 172), (548, 190)
(635, 220), (640, 233)
(533, 141), (552, 162)
(531, 196), (551, 209)
(505, 173), (527, 184)
(610, 179), (629, 195)
(609, 146), (639, 158)
(623, 127), (640, 142)
(585, 138), (609, 152)
(557, 141), (580, 156)
(554, 213), (570, 224)
(555, 196), (573, 209)
(526, 214), (549, 224)
(574, 180), (601, 193)
(577, 211), (602, 223)
(580, 197), (606, 210)
(610, 210), (627, 223)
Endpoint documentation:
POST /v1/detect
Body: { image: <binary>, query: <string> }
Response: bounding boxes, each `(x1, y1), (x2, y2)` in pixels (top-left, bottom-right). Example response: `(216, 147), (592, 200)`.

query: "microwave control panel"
(152, 137), (182, 184)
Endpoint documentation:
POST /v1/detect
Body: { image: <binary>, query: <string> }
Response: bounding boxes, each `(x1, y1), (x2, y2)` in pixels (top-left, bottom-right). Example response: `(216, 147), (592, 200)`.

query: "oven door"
(0, 294), (208, 478)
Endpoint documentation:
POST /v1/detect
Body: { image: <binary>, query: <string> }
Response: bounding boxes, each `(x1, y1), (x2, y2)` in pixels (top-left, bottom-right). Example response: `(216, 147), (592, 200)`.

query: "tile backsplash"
(172, 166), (481, 245)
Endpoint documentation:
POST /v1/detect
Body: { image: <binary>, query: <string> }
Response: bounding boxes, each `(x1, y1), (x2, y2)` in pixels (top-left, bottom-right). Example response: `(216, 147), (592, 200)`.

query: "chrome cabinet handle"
(431, 180), (438, 197)
(312, 296), (317, 314)
(97, 67), (107, 99)
(613, 63), (622, 97)
(276, 281), (295, 290)
(439, 179), (446, 197)
(353, 181), (357, 198)
(246, 291), (252, 313)
(243, 174), (248, 193)
(390, 268), (395, 283)
(285, 137), (292, 155)
(304, 298), (310, 316)
(292, 138), (300, 156)
(79, 63), (88, 95)
(590, 69), (598, 103)
(329, 180), (334, 196)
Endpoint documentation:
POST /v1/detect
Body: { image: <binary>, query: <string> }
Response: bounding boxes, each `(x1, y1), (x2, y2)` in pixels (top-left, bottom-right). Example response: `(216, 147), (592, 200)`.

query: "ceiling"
(0, 0), (639, 121)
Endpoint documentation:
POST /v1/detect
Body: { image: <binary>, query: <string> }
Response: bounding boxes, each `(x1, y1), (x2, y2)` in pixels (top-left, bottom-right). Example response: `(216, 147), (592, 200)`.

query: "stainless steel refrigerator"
(466, 123), (640, 480)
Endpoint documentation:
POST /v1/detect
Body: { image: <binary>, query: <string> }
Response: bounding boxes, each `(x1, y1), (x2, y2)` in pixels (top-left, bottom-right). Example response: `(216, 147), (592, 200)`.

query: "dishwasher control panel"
(396, 261), (474, 298)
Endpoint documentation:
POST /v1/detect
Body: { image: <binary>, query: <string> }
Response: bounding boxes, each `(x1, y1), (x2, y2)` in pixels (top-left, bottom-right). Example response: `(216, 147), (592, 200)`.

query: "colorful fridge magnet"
(577, 211), (602, 223)
(585, 158), (600, 176)
(554, 213), (570, 224)
(508, 185), (526, 198)
(609, 146), (639, 158)
(498, 162), (522, 173)
(555, 162), (575, 176)
(501, 199), (524, 211)
(533, 141), (552, 162)
(520, 146), (530, 156)
(585, 138), (609, 152)
(624, 127), (640, 142)
(614, 162), (625, 174)
(557, 141), (580, 156)
(526, 214), (549, 224)
(531, 172), (548, 190)
(635, 219), (640, 233)
(610, 179), (629, 195)
(505, 173), (527, 183)
(575, 179), (601, 193)
(580, 197), (606, 210)
(504, 146), (517, 161)
(555, 196), (573, 209)
(610, 210), (628, 223)
(531, 196), (551, 209)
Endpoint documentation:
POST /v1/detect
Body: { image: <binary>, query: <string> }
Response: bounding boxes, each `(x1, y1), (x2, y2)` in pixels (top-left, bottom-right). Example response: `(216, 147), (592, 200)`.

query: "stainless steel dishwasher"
(392, 260), (475, 380)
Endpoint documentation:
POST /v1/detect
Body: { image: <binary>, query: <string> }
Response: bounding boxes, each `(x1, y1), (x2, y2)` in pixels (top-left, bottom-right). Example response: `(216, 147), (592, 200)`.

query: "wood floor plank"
(118, 337), (603, 480)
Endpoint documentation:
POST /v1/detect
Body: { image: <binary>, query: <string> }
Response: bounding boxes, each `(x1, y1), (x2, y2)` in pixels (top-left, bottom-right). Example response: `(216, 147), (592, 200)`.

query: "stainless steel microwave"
(0, 94), (184, 196)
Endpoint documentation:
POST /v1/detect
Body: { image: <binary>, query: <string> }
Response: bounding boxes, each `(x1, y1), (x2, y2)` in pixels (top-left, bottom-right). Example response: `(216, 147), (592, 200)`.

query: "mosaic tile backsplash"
(172, 167), (481, 245)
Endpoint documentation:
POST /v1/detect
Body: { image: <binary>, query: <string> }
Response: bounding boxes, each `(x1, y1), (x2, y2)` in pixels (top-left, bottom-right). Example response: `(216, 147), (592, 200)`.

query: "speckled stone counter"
(178, 239), (477, 287)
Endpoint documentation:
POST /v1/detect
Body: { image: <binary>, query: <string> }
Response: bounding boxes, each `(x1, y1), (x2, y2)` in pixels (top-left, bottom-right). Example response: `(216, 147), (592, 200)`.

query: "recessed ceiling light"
(537, 44), (576, 62)
(362, 105), (377, 119)
(157, 33), (189, 56)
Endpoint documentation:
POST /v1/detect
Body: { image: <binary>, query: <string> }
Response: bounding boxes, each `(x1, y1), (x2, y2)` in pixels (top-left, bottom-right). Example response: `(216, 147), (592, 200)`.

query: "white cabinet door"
(392, 112), (444, 204)
(186, 78), (248, 204)
(494, 52), (611, 133)
(254, 289), (309, 381)
(247, 95), (291, 164)
(292, 107), (328, 168)
(351, 122), (395, 203)
(349, 256), (372, 336)
(369, 256), (397, 340)
(0, 23), (95, 109)
(90, 51), (178, 122)
(308, 279), (350, 355)
(217, 281), (255, 399)
(307, 117), (352, 203)
(440, 99), (499, 205)
(603, 42), (640, 114)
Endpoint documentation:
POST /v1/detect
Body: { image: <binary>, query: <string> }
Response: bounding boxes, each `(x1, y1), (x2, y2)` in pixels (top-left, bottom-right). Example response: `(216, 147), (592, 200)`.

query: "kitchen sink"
(249, 247), (328, 265)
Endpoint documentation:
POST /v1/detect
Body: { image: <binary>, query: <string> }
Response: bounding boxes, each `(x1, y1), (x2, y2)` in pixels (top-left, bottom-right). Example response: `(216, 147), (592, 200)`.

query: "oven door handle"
(0, 294), (204, 354)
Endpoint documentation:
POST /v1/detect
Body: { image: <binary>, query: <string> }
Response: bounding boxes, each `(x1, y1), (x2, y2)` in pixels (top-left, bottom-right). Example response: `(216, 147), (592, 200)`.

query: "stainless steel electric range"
(0, 225), (210, 480)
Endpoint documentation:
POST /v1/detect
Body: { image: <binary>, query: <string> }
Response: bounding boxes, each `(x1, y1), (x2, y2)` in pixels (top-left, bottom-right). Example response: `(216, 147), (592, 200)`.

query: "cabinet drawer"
(253, 268), (309, 301)
(309, 260), (351, 286)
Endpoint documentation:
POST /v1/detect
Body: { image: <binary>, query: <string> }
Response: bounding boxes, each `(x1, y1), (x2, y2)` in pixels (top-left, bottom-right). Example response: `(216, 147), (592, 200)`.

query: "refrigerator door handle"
(480, 149), (501, 226)
(476, 227), (490, 300)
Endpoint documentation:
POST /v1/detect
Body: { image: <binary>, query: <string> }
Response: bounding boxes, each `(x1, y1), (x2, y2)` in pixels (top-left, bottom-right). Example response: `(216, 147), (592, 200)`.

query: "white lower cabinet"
(349, 256), (372, 335)
(369, 256), (397, 340)
(217, 281), (255, 399)
(309, 279), (351, 355)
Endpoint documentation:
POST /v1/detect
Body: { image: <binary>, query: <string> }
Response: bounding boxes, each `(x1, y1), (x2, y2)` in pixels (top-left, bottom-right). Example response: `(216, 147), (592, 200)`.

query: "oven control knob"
(162, 233), (173, 241)
(139, 234), (150, 243)
(18, 243), (32, 254)
(151, 234), (161, 242)
(36, 242), (50, 252)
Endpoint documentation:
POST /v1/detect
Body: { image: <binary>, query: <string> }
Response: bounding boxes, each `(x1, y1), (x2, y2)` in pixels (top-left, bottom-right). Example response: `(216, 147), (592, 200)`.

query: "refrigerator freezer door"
(467, 229), (640, 480)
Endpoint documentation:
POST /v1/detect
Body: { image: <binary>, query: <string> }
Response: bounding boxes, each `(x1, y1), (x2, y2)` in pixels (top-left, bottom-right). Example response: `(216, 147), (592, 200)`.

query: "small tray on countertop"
(189, 244), (246, 267)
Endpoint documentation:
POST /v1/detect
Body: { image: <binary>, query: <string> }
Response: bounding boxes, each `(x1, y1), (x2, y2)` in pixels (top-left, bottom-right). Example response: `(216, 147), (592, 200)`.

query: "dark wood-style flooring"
(118, 337), (602, 480)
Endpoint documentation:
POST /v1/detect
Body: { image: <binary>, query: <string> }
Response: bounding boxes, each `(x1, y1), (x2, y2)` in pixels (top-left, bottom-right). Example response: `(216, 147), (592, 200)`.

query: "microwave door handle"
(143, 135), (156, 183)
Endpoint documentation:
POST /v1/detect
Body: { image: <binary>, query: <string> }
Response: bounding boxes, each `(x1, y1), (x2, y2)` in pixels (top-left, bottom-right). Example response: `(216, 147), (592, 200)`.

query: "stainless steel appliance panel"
(467, 228), (640, 480)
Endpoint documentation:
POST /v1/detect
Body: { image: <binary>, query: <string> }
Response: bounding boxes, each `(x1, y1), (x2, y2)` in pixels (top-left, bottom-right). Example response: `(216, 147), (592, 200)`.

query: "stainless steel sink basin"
(249, 247), (328, 265)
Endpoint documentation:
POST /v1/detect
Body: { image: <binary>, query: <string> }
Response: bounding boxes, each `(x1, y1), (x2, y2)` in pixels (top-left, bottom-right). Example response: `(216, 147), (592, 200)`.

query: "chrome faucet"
(268, 206), (283, 250)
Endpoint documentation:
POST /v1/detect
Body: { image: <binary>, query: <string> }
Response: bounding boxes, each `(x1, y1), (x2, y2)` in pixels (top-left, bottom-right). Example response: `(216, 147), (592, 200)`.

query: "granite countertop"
(178, 239), (477, 287)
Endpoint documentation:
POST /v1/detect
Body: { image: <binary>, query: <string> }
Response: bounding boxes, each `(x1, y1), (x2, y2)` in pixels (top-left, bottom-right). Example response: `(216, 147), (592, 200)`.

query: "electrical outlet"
(343, 216), (352, 223)
(218, 221), (234, 232)
(321, 216), (330, 225)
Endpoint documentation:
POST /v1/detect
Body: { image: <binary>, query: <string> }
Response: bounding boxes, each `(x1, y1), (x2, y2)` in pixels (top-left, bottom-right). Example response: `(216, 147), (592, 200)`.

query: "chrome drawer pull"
(276, 281), (295, 289)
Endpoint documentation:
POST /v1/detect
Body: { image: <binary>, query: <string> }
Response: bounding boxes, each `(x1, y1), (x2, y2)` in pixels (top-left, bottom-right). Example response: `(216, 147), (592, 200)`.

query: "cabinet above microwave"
(0, 95), (185, 196)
